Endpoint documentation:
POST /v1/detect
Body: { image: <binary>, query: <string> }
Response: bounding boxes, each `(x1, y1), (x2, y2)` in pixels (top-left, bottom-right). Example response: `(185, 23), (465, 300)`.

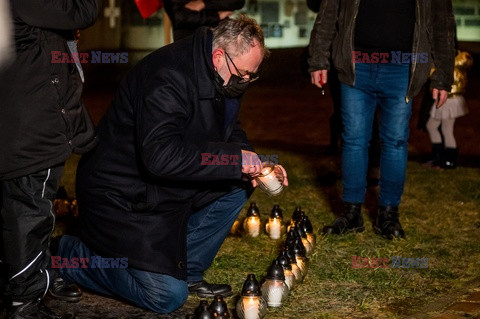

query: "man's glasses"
(225, 52), (259, 84)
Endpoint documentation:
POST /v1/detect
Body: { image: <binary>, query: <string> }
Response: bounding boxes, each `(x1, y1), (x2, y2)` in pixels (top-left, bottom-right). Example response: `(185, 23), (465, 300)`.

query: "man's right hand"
(311, 69), (328, 89)
(218, 11), (232, 20)
(185, 0), (205, 11)
(241, 150), (262, 177)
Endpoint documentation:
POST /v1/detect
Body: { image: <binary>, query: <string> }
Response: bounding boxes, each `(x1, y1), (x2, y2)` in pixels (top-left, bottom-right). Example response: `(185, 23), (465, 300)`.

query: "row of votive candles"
(188, 206), (316, 318)
(231, 203), (315, 242)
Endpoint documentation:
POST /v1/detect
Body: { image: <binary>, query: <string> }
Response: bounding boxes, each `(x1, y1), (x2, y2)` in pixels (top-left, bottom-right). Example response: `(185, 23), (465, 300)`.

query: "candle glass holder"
(276, 255), (296, 290)
(265, 205), (285, 239)
(243, 202), (261, 237)
(293, 224), (313, 256)
(265, 217), (282, 240)
(290, 239), (309, 278)
(243, 216), (261, 237)
(261, 260), (289, 307)
(229, 218), (241, 236)
(286, 247), (304, 282)
(302, 215), (316, 247)
(236, 274), (267, 319)
(254, 164), (285, 196)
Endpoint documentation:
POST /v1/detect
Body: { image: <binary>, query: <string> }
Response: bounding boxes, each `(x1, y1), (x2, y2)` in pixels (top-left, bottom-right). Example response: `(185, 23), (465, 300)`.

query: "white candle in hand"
(255, 165), (284, 196)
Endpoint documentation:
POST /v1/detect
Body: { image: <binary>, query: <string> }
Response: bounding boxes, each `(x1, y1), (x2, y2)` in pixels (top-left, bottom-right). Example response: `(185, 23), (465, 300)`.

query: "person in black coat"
(57, 15), (288, 314)
(163, 0), (245, 41)
(0, 0), (99, 318)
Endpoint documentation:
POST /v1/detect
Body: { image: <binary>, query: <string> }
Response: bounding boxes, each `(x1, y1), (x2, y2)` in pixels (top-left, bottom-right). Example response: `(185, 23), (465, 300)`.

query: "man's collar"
(193, 27), (217, 100)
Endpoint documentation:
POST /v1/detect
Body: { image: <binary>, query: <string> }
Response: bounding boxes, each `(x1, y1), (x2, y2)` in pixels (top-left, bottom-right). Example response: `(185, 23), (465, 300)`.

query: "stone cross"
(104, 0), (121, 28)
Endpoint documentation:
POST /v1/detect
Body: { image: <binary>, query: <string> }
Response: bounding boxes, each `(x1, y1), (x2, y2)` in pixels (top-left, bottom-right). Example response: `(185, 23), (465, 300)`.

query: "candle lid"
(276, 255), (292, 270)
(291, 207), (305, 223)
(241, 274), (262, 296)
(293, 224), (308, 239)
(270, 205), (283, 219)
(208, 296), (230, 318)
(193, 300), (214, 319)
(290, 238), (308, 259)
(246, 202), (260, 217)
(265, 259), (285, 281)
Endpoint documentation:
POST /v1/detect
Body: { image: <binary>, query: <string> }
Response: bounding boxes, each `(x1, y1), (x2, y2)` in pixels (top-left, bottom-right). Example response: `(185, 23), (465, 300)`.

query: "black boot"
(188, 280), (233, 298)
(322, 202), (364, 235)
(442, 147), (458, 169)
(374, 206), (405, 239)
(49, 237), (82, 303)
(424, 143), (443, 167)
(49, 276), (82, 303)
(8, 300), (75, 319)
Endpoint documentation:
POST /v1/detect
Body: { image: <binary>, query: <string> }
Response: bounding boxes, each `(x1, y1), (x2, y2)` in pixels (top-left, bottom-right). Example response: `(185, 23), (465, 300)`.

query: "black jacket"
(0, 0), (99, 179)
(308, 0), (456, 101)
(77, 28), (253, 279)
(164, 0), (245, 41)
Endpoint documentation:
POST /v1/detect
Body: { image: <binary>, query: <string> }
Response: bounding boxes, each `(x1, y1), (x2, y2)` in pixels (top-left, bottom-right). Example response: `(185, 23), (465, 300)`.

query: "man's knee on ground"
(140, 281), (188, 314)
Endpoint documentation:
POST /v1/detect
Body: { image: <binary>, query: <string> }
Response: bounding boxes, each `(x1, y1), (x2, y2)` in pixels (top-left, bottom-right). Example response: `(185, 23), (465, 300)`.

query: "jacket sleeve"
(12, 0), (100, 30)
(430, 0), (456, 91)
(204, 0), (245, 11)
(137, 68), (243, 181)
(228, 122), (255, 152)
(307, 0), (339, 72)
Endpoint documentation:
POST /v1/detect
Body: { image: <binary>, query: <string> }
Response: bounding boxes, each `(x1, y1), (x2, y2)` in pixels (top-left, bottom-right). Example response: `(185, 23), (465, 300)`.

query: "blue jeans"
(58, 187), (248, 314)
(341, 62), (412, 207)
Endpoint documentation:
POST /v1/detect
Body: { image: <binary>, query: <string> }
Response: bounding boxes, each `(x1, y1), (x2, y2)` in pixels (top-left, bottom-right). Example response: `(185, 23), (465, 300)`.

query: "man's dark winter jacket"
(164, 0), (245, 41)
(308, 0), (456, 101)
(0, 0), (99, 179)
(77, 28), (253, 280)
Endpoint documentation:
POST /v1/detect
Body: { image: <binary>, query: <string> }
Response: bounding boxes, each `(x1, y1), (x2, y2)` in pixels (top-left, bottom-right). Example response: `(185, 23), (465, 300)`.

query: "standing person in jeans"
(308, 0), (455, 239)
(0, 0), (99, 318)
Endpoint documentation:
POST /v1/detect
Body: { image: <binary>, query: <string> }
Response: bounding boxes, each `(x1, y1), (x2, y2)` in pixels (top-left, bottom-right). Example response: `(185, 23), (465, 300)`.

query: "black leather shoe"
(188, 280), (233, 298)
(374, 206), (405, 239)
(49, 277), (82, 303)
(322, 202), (364, 235)
(8, 300), (75, 319)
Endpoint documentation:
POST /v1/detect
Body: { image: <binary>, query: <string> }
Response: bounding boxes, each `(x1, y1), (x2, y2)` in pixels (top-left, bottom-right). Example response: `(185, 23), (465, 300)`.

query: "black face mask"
(214, 71), (250, 98)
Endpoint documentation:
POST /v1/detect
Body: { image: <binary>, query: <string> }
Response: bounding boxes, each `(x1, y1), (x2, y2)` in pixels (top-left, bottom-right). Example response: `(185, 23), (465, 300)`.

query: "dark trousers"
(1, 165), (63, 302)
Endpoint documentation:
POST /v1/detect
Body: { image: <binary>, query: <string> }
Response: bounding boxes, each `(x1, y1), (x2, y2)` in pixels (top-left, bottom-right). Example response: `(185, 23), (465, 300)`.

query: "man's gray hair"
(212, 14), (269, 58)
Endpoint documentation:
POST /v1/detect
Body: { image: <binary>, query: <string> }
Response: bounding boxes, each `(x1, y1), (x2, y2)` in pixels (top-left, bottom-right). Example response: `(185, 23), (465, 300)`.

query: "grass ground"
(207, 147), (480, 318)
(59, 146), (480, 318)
(58, 47), (480, 318)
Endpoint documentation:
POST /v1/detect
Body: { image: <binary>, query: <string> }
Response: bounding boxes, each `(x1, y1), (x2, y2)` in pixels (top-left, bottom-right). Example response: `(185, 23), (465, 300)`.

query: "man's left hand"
(432, 88), (448, 108)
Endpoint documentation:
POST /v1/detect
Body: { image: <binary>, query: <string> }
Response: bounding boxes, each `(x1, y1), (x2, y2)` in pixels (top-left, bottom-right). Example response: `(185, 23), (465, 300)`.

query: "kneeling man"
(58, 15), (287, 314)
